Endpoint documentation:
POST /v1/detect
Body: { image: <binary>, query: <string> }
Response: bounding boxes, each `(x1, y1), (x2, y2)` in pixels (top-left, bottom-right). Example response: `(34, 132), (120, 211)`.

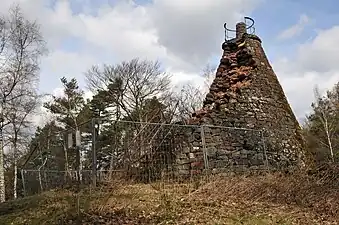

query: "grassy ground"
(0, 172), (338, 224)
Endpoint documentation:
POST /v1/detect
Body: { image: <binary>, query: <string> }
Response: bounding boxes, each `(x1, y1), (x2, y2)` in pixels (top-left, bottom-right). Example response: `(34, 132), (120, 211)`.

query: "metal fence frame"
(21, 119), (269, 197)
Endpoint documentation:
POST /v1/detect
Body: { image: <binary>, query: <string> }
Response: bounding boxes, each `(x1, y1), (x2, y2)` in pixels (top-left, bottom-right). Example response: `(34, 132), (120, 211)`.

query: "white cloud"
(84, 90), (93, 101)
(43, 50), (96, 73)
(148, 0), (261, 71)
(274, 25), (339, 122)
(296, 26), (339, 73)
(4, 0), (338, 128)
(1, 0), (259, 93)
(42, 0), (261, 73)
(278, 14), (310, 40)
(31, 87), (94, 127)
(75, 2), (167, 62)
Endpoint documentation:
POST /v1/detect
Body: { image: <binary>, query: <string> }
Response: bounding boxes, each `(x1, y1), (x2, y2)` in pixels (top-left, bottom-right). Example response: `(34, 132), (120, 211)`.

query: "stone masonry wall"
(175, 22), (305, 176)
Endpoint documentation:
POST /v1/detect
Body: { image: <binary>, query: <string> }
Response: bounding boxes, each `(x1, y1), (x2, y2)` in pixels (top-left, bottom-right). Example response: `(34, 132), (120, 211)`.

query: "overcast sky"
(2, 0), (339, 125)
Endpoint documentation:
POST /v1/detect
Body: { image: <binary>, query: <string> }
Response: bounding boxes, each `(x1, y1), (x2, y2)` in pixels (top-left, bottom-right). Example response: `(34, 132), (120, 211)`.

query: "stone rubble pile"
(174, 26), (304, 176)
(189, 37), (257, 125)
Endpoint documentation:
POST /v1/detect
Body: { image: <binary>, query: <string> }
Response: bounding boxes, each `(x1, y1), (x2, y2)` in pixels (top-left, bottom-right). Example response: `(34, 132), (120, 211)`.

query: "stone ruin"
(175, 18), (305, 176)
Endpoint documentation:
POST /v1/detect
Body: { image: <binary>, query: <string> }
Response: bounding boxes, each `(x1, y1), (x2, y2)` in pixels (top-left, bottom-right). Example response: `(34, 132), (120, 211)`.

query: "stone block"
(182, 22), (305, 173)
(177, 153), (187, 159)
(178, 169), (190, 175)
(177, 164), (190, 170)
(182, 147), (191, 154)
(215, 160), (229, 168)
(191, 161), (204, 168)
(249, 157), (263, 166)
(191, 170), (202, 175)
(249, 166), (259, 170)
(176, 159), (189, 164)
(207, 147), (217, 156)
(192, 142), (201, 147)
(188, 153), (195, 159)
(257, 153), (264, 161)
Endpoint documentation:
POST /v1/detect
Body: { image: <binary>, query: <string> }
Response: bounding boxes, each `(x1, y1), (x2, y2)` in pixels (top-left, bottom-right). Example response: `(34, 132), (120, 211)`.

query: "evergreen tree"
(21, 121), (63, 195)
(43, 77), (85, 175)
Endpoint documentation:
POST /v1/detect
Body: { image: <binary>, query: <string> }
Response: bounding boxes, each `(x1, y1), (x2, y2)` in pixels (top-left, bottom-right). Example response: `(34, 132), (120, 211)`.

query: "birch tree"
(305, 84), (339, 163)
(0, 4), (46, 202)
(315, 87), (335, 162)
(5, 94), (38, 198)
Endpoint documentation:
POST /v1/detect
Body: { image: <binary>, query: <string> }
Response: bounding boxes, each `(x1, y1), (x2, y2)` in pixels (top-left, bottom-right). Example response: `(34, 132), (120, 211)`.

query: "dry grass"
(1, 168), (339, 224)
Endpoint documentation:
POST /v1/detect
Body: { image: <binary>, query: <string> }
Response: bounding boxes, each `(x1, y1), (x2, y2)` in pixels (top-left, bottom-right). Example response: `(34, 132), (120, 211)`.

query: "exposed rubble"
(176, 21), (305, 176)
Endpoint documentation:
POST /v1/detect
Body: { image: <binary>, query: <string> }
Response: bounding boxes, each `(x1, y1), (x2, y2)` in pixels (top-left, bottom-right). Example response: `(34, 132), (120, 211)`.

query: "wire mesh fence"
(20, 169), (125, 196)
(21, 119), (272, 197)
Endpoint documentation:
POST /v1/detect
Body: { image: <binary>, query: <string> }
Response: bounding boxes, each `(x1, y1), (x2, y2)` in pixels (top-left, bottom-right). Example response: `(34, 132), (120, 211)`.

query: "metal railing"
(20, 119), (273, 197)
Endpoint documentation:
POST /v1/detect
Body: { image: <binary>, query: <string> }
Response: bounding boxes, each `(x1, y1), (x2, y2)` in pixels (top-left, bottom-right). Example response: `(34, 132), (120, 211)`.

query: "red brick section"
(178, 22), (305, 176)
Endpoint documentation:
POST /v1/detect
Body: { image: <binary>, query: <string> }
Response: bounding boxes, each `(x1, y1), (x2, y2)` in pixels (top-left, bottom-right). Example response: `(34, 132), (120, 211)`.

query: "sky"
(1, 0), (339, 126)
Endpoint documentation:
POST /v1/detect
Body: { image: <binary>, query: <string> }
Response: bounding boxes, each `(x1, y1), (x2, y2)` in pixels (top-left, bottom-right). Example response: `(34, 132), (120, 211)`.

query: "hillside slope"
(0, 172), (338, 224)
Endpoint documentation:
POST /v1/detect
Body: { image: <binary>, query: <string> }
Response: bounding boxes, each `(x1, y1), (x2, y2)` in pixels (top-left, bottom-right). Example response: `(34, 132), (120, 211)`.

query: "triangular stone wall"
(176, 21), (305, 175)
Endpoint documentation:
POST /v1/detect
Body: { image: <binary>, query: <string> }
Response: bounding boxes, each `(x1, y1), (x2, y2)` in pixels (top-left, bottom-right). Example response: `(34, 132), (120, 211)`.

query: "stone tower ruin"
(176, 17), (304, 175)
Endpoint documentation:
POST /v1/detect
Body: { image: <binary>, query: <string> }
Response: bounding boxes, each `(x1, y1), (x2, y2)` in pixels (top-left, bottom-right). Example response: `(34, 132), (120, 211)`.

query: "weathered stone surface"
(175, 19), (305, 176)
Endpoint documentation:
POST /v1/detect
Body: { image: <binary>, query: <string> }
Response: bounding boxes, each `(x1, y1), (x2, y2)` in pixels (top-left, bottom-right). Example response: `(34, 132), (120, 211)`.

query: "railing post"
(200, 125), (209, 171)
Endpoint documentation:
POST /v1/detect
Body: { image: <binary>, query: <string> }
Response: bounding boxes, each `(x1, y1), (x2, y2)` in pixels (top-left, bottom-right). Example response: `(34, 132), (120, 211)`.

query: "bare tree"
(201, 63), (216, 95)
(171, 64), (216, 121)
(0, 4), (46, 202)
(5, 93), (38, 198)
(311, 86), (337, 162)
(85, 58), (172, 122)
(86, 58), (172, 175)
(174, 84), (204, 121)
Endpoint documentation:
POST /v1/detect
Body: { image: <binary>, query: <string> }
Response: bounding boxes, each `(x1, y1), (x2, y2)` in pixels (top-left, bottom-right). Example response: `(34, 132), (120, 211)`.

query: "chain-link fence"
(22, 119), (272, 197)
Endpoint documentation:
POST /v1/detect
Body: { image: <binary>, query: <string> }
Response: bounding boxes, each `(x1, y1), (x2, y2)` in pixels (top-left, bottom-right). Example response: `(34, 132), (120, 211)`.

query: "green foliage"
(26, 121), (64, 170)
(304, 82), (339, 165)
(44, 77), (85, 129)
(22, 59), (181, 187)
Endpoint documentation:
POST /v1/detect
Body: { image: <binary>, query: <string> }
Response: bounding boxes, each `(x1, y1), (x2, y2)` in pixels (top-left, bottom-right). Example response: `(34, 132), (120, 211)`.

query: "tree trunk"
(109, 123), (117, 180)
(13, 136), (18, 199)
(0, 131), (5, 202)
(63, 138), (70, 182)
(75, 138), (80, 182)
(13, 157), (17, 199)
(324, 119), (334, 162)
(79, 148), (82, 182)
(38, 169), (43, 192)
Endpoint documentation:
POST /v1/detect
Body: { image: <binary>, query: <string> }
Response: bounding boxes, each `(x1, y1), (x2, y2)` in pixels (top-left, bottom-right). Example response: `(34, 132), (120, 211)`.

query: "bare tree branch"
(0, 4), (47, 201)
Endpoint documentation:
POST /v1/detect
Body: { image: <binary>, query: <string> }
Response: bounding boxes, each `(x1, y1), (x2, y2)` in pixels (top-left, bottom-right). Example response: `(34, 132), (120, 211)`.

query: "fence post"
(200, 125), (209, 171)
(91, 118), (97, 187)
(21, 169), (26, 197)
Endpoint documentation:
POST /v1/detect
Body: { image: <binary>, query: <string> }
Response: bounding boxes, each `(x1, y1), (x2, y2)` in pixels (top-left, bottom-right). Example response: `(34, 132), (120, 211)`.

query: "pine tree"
(44, 77), (85, 179)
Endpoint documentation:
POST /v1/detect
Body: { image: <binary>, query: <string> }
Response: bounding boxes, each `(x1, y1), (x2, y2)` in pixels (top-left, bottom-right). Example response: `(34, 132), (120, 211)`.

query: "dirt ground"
(0, 172), (338, 224)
